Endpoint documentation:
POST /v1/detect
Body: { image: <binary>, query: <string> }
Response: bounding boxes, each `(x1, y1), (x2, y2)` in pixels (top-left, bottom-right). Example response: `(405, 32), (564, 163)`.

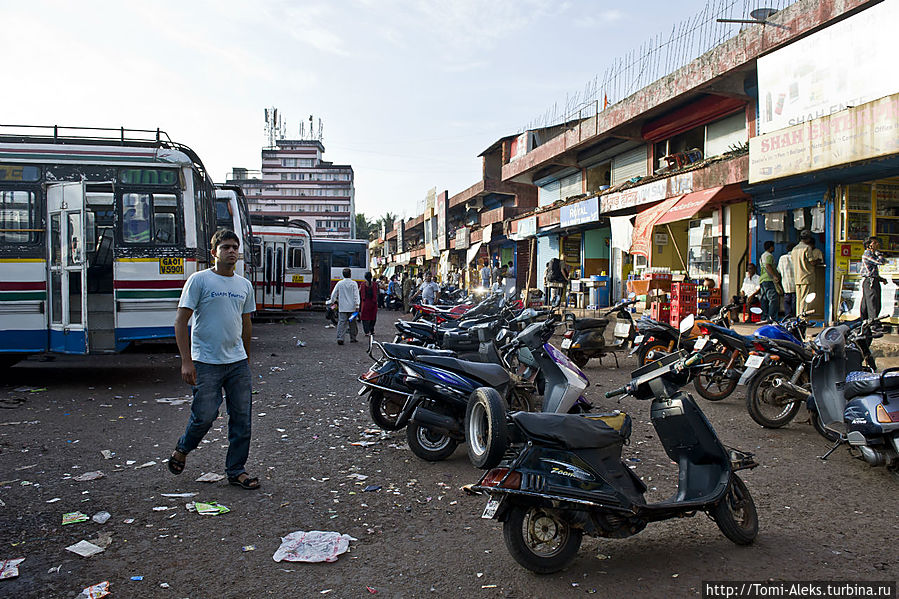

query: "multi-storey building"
(227, 139), (355, 239)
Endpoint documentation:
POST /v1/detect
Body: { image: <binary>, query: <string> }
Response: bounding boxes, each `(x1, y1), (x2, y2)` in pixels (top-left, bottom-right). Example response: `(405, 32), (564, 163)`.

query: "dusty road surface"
(0, 311), (896, 598)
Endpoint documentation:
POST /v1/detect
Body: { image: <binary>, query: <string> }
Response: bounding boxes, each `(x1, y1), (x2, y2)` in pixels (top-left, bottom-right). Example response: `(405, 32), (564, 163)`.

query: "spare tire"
(465, 387), (508, 469)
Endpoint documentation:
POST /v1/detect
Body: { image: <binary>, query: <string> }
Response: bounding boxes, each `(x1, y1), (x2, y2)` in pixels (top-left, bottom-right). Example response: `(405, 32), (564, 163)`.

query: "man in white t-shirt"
(169, 229), (259, 490)
(329, 268), (361, 344)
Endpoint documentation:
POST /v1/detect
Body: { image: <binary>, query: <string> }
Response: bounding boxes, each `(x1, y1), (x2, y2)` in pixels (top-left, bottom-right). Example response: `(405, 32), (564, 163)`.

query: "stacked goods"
(669, 281), (697, 326)
(650, 301), (671, 322)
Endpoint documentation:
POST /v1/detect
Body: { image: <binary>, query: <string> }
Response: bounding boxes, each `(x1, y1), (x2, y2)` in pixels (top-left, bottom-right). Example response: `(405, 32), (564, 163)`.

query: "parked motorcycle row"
(355, 289), (898, 574)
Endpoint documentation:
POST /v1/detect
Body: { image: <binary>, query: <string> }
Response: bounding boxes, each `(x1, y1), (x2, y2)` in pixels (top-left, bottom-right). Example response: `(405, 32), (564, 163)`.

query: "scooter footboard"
(651, 393), (731, 503)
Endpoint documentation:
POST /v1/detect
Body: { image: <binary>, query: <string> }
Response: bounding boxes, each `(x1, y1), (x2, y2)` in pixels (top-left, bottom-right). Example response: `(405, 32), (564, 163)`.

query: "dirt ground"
(0, 311), (896, 599)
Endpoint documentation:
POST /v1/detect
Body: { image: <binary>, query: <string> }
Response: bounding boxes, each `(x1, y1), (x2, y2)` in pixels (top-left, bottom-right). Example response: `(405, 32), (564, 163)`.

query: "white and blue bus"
(0, 125), (219, 366)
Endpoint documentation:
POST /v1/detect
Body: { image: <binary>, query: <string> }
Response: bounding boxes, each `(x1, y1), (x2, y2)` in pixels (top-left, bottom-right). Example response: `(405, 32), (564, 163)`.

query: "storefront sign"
(749, 93), (899, 184)
(559, 197), (599, 228)
(600, 172), (693, 213)
(654, 232), (669, 246)
(511, 215), (536, 241)
(757, 0), (898, 135)
(436, 190), (448, 251)
(396, 219), (404, 253)
(455, 227), (469, 249)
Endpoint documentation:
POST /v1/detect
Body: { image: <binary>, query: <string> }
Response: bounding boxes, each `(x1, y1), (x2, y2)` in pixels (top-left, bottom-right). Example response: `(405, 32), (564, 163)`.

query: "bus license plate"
(482, 498), (502, 519)
(159, 257), (184, 275)
(561, 338), (572, 349)
(614, 322), (631, 337)
(693, 337), (708, 350)
(292, 275), (304, 283)
(745, 355), (764, 369)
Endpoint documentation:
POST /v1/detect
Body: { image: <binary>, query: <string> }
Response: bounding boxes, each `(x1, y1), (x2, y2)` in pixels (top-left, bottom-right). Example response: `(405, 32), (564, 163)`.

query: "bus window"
(288, 247), (306, 269)
(251, 243), (262, 267)
(215, 199), (232, 229)
(122, 193), (151, 243)
(122, 192), (179, 245)
(0, 190), (39, 244)
(332, 251), (349, 267)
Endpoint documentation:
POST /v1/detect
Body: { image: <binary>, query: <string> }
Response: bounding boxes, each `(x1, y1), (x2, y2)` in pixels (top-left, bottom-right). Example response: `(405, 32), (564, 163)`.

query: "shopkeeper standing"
(791, 230), (822, 310)
(860, 236), (887, 326)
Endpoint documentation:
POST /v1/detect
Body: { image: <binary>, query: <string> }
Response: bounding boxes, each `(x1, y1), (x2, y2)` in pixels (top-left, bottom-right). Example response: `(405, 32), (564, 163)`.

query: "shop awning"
(466, 241), (483, 265)
(630, 195), (683, 258)
(655, 186), (729, 225)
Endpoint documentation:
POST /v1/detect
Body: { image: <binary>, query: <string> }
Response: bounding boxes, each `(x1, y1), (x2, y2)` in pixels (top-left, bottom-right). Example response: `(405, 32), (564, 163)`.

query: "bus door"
(46, 182), (88, 354)
(311, 252), (329, 303)
(263, 240), (286, 308)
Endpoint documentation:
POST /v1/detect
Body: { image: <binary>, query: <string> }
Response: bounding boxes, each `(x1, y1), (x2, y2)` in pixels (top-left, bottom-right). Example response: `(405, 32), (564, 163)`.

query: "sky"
(3, 0), (737, 221)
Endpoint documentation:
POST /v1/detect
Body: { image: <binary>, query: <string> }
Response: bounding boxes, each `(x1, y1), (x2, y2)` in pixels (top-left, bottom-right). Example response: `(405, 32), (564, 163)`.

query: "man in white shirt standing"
(777, 243), (796, 319)
(169, 229), (259, 490)
(328, 268), (360, 345)
(412, 273), (441, 306)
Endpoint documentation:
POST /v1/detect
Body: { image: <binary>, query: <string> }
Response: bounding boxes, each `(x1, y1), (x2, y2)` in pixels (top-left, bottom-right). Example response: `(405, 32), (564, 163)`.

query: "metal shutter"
(559, 172), (583, 200)
(611, 146), (648, 185)
(538, 180), (561, 207)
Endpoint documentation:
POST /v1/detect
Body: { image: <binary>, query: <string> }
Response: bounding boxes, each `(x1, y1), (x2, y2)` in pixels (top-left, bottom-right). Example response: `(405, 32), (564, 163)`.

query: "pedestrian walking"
(411, 273), (440, 306)
(479, 259), (491, 289)
(401, 273), (413, 313)
(777, 243), (796, 319)
(860, 236), (887, 325)
(360, 271), (379, 336)
(791, 230), (822, 311)
(167, 229), (259, 490)
(329, 268), (360, 344)
(757, 240), (781, 324)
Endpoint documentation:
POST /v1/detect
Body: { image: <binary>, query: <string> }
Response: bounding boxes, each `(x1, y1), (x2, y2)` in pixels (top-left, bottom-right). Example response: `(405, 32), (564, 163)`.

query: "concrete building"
(227, 139), (355, 239)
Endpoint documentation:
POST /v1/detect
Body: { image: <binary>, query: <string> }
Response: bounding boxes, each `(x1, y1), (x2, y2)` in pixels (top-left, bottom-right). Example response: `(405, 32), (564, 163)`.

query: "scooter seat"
(415, 355), (510, 388)
(511, 412), (631, 450)
(842, 370), (899, 401)
(573, 318), (608, 330)
(380, 343), (455, 361)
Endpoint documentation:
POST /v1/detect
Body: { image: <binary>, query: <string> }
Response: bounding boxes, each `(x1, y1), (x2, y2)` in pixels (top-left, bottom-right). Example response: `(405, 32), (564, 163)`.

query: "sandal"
(228, 473), (261, 490)
(167, 450), (186, 475)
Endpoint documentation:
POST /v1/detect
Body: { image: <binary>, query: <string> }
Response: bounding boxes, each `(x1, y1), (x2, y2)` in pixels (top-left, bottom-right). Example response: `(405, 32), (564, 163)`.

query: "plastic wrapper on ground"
(272, 530), (357, 563)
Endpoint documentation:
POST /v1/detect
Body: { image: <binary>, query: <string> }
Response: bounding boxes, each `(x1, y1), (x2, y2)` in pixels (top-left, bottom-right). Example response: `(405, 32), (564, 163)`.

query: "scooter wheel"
(405, 422), (458, 462)
(368, 390), (405, 431)
(503, 505), (582, 574)
(465, 388), (509, 469)
(809, 406), (839, 443)
(711, 474), (758, 545)
(567, 350), (589, 369)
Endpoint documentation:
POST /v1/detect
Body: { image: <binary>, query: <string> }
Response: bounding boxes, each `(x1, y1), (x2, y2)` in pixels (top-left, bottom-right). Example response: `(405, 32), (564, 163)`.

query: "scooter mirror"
(804, 292), (817, 304)
(750, 306), (763, 315)
(679, 313), (695, 333)
(628, 291), (637, 299)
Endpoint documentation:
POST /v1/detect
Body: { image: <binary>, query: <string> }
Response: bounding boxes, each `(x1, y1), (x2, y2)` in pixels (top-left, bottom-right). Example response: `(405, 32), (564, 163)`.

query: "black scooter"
(473, 316), (759, 574)
(561, 295), (637, 368)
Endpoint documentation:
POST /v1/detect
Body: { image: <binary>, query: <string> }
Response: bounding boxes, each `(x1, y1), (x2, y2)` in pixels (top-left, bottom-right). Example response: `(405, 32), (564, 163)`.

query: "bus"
(0, 125), (218, 364)
(310, 238), (369, 305)
(248, 215), (313, 312)
(214, 185), (254, 279)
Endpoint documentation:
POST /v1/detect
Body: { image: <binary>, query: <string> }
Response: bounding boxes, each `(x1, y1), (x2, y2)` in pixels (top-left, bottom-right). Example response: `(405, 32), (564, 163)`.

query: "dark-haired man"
(168, 229), (259, 490)
(860, 236), (887, 326)
(758, 240), (781, 324)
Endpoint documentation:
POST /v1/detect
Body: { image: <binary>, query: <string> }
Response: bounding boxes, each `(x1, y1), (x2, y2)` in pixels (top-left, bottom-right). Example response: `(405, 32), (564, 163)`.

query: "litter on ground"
(73, 471), (105, 482)
(0, 558), (25, 580)
(62, 512), (90, 525)
(66, 540), (105, 558)
(76, 581), (110, 598)
(195, 472), (225, 483)
(272, 530), (356, 563)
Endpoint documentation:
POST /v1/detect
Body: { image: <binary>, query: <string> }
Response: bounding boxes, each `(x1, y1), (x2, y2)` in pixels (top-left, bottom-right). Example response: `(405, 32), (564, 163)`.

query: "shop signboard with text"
(757, 0), (899, 135)
(600, 172), (693, 213)
(455, 227), (469, 250)
(560, 197), (599, 228)
(511, 215), (536, 241)
(436, 190), (448, 251)
(749, 93), (899, 184)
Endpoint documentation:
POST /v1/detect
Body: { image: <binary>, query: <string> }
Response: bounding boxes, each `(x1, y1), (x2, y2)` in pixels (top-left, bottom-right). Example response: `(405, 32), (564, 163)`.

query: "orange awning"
(655, 185), (744, 225)
(630, 195), (683, 258)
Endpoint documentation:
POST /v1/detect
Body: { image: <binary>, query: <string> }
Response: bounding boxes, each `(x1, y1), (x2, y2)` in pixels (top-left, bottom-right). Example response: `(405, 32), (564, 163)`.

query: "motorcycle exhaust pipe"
(411, 407), (460, 435)
(857, 445), (887, 467)
(770, 378), (812, 400)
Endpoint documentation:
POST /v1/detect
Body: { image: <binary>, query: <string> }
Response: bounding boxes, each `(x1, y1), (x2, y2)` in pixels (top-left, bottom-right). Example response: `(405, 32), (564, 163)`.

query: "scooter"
(809, 315), (898, 474)
(560, 294), (638, 368)
(472, 315), (759, 574)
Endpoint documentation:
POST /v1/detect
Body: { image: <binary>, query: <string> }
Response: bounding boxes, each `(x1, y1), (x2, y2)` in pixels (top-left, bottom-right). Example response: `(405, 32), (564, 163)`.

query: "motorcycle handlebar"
(605, 385), (629, 398)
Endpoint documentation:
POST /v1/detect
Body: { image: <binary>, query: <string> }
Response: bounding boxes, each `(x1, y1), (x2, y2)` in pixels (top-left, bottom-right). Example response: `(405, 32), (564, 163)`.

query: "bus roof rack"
(0, 124), (212, 183)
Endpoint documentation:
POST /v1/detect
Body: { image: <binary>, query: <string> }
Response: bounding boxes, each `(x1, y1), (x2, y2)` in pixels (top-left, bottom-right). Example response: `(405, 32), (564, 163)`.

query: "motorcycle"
(471, 315), (759, 574)
(560, 294), (638, 368)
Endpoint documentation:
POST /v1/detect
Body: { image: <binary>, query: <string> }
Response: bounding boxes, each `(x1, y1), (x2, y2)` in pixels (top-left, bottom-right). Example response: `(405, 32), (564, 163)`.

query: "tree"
(355, 213), (375, 240)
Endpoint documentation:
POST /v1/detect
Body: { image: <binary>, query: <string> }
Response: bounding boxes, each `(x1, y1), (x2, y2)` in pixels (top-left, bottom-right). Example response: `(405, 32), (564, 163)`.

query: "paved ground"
(0, 311), (896, 598)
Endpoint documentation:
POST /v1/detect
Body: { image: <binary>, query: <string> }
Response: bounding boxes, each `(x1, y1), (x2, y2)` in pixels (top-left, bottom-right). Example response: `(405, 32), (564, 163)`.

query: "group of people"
(739, 230), (823, 323)
(739, 230), (888, 326)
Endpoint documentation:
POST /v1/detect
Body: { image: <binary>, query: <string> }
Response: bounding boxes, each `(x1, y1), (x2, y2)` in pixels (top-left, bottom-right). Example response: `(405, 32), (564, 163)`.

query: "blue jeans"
(177, 360), (252, 478)
(782, 292), (796, 319)
(759, 281), (779, 322)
